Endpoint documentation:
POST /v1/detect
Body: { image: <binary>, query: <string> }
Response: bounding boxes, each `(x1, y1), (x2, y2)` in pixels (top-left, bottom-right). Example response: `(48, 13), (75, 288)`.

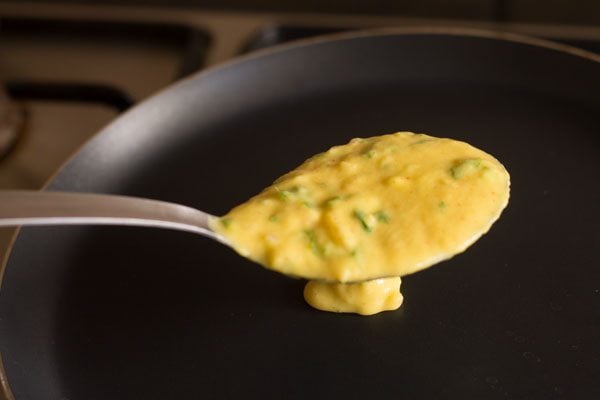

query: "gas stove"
(0, 2), (599, 252)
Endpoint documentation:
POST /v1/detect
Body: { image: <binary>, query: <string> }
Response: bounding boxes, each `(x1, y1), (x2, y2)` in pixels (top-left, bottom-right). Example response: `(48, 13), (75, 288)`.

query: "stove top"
(0, 1), (598, 253)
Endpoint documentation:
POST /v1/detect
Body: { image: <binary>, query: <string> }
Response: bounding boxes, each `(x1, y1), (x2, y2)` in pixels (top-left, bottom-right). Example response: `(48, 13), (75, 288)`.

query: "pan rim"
(0, 25), (598, 400)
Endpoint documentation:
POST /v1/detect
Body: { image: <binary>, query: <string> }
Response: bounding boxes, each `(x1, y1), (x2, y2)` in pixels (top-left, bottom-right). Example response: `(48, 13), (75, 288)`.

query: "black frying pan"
(1, 28), (599, 399)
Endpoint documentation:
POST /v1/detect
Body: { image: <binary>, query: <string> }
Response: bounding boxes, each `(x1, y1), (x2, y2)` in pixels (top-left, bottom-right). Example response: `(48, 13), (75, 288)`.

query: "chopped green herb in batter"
(353, 210), (372, 233)
(305, 229), (325, 257)
(375, 211), (390, 223)
(325, 196), (343, 207)
(450, 158), (483, 179)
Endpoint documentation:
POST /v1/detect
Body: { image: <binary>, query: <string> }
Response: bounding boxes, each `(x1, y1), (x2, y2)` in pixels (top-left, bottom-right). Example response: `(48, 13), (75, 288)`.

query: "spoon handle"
(0, 190), (223, 242)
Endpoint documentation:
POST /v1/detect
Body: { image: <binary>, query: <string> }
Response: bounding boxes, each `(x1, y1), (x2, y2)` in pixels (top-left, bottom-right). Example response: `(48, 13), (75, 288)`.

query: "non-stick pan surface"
(1, 28), (599, 399)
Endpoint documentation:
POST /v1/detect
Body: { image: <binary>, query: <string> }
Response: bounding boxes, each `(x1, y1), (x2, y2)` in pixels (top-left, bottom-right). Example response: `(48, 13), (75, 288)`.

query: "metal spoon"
(0, 190), (227, 244)
(0, 190), (395, 284)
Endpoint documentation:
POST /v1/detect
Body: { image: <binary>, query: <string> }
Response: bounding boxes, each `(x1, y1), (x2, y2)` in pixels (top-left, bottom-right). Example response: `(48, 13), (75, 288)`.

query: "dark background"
(4, 0), (600, 25)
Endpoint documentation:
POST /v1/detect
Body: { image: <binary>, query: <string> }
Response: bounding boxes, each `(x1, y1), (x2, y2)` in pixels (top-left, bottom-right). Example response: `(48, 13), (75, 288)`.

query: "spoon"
(0, 190), (227, 244)
(1, 190), (373, 284)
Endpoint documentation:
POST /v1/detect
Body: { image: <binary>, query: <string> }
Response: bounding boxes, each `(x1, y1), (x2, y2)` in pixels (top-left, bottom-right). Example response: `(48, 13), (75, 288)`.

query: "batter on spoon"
(213, 132), (510, 315)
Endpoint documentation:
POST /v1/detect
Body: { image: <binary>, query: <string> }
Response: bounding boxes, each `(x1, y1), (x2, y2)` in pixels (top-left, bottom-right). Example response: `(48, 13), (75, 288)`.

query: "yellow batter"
(304, 277), (403, 316)
(212, 132), (510, 315)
